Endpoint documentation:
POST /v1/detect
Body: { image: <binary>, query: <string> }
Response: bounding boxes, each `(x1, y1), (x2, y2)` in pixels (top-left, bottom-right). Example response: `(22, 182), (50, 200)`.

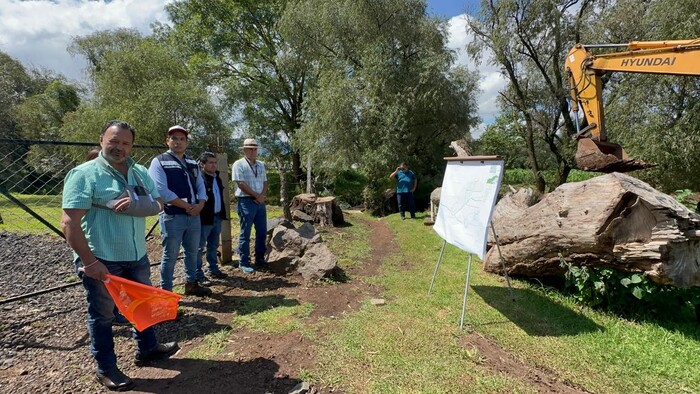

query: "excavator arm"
(565, 39), (700, 172)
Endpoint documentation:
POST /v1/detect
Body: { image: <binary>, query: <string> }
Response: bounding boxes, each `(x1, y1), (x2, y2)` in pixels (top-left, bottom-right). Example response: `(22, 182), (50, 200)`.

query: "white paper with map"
(433, 159), (504, 259)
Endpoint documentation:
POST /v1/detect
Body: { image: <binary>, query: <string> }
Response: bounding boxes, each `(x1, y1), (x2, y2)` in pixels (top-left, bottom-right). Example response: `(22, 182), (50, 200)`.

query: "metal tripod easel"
(428, 222), (515, 329)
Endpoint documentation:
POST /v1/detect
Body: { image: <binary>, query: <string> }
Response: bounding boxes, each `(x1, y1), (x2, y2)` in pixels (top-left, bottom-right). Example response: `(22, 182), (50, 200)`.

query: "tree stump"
(290, 194), (345, 227)
(484, 173), (700, 288)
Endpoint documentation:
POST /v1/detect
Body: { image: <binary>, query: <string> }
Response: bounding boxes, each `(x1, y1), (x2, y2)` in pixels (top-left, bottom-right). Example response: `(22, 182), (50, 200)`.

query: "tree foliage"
(585, 0), (700, 192)
(161, 0), (311, 177)
(65, 29), (227, 149)
(468, 0), (595, 193)
(281, 0), (480, 211)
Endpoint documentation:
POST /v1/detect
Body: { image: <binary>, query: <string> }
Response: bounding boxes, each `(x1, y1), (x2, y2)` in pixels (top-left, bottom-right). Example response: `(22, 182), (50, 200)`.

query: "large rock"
(297, 243), (338, 280)
(264, 219), (336, 279)
(484, 173), (700, 287)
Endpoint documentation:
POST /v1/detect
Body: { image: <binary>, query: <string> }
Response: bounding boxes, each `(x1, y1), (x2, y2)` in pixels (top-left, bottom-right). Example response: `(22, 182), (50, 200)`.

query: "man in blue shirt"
(62, 120), (178, 391)
(148, 125), (211, 296)
(389, 162), (417, 220)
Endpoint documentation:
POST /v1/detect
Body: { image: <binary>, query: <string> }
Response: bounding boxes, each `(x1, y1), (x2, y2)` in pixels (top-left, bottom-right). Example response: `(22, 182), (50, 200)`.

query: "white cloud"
(445, 14), (508, 138)
(0, 0), (171, 83)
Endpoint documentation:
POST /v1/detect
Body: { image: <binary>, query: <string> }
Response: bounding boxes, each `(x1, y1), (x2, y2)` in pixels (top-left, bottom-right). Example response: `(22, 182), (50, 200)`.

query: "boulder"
(264, 221), (337, 279)
(297, 243), (338, 280)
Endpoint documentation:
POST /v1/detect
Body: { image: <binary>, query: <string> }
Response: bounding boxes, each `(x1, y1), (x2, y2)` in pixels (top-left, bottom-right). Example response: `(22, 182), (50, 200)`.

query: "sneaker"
(240, 265), (254, 274)
(113, 312), (131, 326)
(134, 342), (179, 366)
(401, 216), (406, 220)
(198, 276), (212, 287)
(209, 270), (228, 279)
(255, 262), (269, 271)
(184, 281), (212, 296)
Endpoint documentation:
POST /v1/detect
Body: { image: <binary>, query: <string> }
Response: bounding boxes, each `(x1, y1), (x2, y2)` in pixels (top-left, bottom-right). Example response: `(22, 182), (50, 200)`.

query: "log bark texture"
(290, 194), (345, 227)
(484, 173), (700, 288)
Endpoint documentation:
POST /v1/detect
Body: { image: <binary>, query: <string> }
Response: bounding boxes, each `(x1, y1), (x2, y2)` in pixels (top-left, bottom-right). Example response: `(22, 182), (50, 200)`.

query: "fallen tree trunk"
(484, 173), (700, 288)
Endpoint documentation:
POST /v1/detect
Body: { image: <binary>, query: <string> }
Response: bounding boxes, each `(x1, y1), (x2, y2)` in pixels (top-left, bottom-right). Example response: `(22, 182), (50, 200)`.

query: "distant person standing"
(62, 120), (178, 391)
(197, 151), (229, 284)
(389, 162), (417, 220)
(232, 138), (268, 273)
(148, 125), (211, 296)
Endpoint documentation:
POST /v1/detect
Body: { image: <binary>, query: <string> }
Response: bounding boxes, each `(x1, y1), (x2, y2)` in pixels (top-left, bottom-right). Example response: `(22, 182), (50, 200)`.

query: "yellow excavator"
(565, 39), (700, 172)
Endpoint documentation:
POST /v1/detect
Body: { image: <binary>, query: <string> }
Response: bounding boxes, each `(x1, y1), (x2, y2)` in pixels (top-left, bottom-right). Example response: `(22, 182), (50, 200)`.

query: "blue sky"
(0, 0), (502, 136)
(426, 0), (481, 18)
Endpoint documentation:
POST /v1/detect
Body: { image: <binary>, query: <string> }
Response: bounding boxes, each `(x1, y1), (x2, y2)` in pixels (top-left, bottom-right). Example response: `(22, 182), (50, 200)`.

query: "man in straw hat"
(232, 138), (268, 273)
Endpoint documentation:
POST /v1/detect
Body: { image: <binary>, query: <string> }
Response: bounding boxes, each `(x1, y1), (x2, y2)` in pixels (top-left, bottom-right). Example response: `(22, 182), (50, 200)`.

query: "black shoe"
(184, 281), (212, 296)
(209, 270), (228, 279)
(255, 262), (269, 271)
(95, 367), (135, 391)
(113, 312), (131, 326)
(198, 276), (212, 287)
(135, 342), (179, 366)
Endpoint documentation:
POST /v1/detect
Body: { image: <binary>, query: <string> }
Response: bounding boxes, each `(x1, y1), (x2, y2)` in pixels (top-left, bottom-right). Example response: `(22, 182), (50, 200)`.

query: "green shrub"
(559, 255), (700, 320)
(260, 169), (302, 205)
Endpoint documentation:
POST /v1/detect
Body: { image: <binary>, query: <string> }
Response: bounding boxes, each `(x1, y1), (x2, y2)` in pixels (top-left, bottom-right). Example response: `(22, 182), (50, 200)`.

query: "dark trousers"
(397, 192), (416, 218)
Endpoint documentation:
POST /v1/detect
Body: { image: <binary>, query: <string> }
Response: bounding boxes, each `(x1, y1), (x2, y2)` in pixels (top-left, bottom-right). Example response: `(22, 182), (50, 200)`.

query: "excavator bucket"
(575, 138), (655, 173)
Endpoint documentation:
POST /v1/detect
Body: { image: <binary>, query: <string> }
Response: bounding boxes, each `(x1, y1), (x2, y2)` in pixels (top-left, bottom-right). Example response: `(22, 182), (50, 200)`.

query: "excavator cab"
(566, 39), (700, 173)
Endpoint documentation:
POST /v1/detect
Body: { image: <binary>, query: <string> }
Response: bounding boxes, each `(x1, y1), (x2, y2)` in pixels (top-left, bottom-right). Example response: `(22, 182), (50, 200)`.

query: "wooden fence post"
(217, 151), (233, 264)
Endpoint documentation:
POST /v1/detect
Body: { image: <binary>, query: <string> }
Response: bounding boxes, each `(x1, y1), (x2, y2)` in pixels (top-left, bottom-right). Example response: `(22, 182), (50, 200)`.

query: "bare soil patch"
(459, 333), (591, 393)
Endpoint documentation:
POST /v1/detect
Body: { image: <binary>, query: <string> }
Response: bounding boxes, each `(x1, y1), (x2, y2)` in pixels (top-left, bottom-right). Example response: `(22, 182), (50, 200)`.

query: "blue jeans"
(198, 215), (223, 278)
(397, 192), (416, 218)
(76, 255), (158, 373)
(237, 198), (267, 266)
(159, 213), (201, 290)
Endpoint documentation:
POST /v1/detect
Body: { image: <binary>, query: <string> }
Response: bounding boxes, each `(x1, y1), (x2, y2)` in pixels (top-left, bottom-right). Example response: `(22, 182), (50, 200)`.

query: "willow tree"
(468, 0), (595, 193)
(65, 29), (226, 147)
(161, 0), (311, 181)
(280, 0), (480, 212)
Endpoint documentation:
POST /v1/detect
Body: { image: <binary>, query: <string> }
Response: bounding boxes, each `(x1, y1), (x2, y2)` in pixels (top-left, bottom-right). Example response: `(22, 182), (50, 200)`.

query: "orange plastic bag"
(103, 274), (182, 332)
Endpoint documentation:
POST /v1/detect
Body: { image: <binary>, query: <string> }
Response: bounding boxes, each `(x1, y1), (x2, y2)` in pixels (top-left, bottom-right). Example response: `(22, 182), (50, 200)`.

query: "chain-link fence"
(0, 137), (208, 301)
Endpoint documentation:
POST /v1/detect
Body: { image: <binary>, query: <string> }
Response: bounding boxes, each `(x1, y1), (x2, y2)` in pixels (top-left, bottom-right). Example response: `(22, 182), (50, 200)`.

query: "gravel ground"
(0, 231), (188, 393)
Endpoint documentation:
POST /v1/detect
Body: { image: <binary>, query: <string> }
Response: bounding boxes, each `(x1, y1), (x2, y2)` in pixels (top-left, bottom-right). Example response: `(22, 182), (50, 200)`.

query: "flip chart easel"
(427, 156), (514, 329)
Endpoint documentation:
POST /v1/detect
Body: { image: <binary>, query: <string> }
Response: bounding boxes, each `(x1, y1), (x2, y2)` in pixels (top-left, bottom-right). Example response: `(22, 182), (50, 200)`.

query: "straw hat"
(242, 138), (259, 149)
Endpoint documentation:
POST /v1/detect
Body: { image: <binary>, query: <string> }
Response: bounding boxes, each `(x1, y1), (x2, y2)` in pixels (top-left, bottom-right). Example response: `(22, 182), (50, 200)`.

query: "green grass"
(321, 213), (372, 270)
(232, 301), (315, 334)
(188, 328), (233, 359)
(306, 212), (700, 393)
(0, 193), (64, 234)
(0, 193), (160, 235)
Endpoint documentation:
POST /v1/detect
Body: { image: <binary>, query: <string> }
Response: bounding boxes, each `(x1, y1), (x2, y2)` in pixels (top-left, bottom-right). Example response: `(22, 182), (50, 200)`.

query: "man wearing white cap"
(148, 125), (211, 296)
(232, 138), (268, 273)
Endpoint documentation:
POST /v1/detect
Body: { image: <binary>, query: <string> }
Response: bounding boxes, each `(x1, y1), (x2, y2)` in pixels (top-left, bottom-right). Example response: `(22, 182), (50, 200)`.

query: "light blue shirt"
(62, 153), (160, 262)
(148, 150), (207, 204)
(212, 176), (222, 213)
